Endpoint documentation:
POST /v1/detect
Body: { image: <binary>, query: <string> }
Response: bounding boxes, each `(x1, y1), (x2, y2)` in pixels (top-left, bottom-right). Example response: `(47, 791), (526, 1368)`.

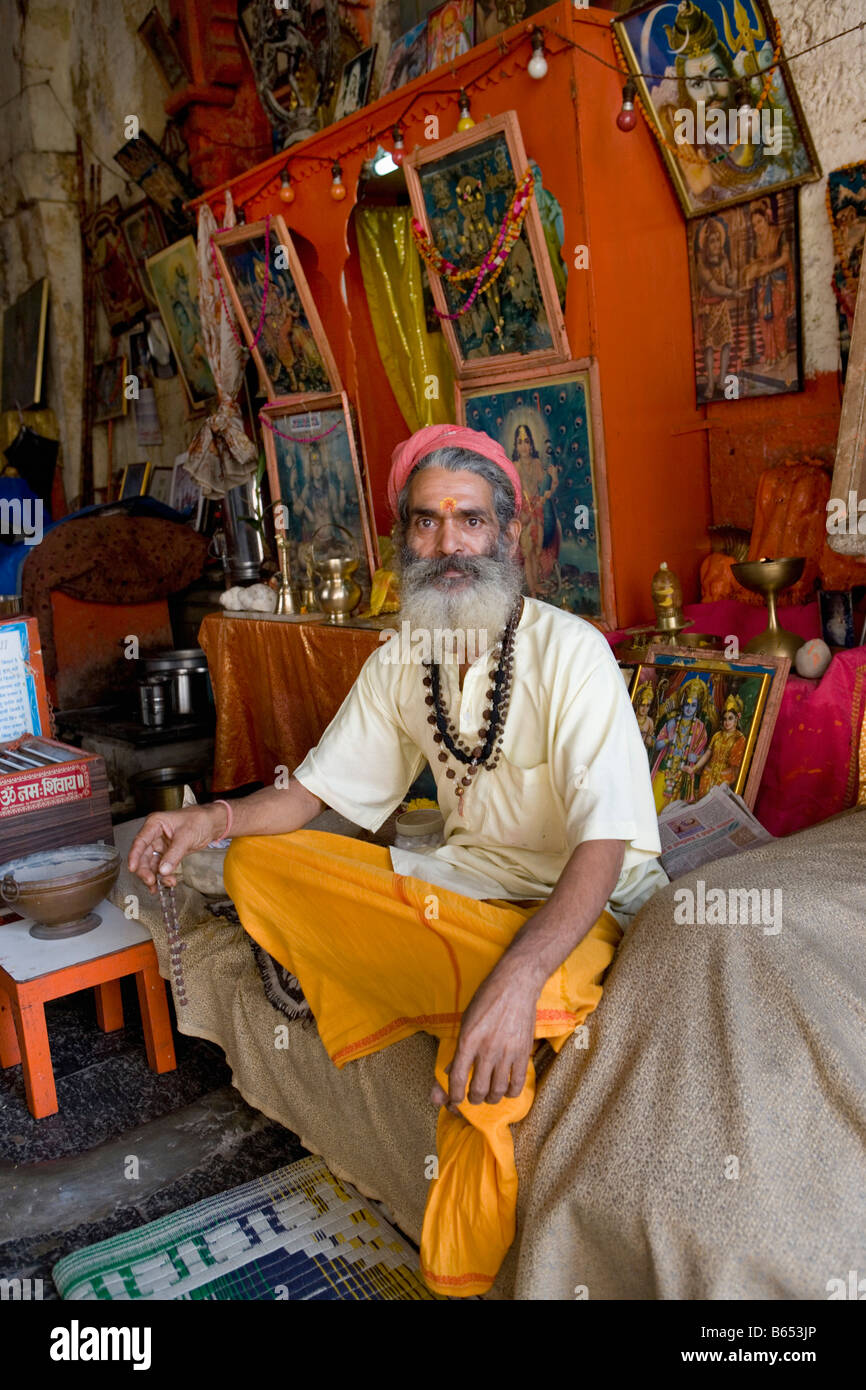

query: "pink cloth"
(606, 600), (866, 837)
(386, 424), (523, 518)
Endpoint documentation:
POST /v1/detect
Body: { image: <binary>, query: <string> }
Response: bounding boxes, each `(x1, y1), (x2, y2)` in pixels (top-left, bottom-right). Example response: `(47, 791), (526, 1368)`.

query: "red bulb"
(393, 147), (404, 166)
(617, 107), (638, 132)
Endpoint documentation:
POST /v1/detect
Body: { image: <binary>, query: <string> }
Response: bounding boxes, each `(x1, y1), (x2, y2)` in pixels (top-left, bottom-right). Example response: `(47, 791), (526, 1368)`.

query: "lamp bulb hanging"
(279, 168), (295, 203)
(616, 79), (638, 133)
(456, 89), (475, 131)
(528, 28), (548, 80)
(392, 124), (405, 165)
(330, 161), (347, 201)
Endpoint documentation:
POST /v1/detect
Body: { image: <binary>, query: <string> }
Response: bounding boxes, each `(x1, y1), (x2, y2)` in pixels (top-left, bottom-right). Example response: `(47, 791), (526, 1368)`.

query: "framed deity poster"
(456, 359), (615, 628)
(381, 20), (427, 94)
(145, 237), (216, 409)
(613, 0), (820, 219)
(93, 355), (128, 423)
(826, 160), (866, 380)
(83, 197), (147, 334)
(630, 647), (788, 812)
(120, 201), (167, 308)
(212, 217), (340, 402)
(427, 0), (473, 69)
(114, 130), (197, 236)
(687, 188), (802, 403)
(404, 111), (570, 379)
(260, 392), (378, 592)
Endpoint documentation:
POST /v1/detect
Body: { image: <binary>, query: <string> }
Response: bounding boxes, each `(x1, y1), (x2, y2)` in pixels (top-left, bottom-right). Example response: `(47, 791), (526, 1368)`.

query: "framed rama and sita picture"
(612, 0), (820, 221)
(260, 392), (378, 596)
(211, 216), (340, 401)
(625, 647), (789, 812)
(456, 360), (615, 628)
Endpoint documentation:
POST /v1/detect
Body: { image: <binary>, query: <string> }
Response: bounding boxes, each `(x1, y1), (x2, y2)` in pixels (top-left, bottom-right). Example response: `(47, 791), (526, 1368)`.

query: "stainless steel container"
(222, 480), (264, 586)
(142, 649), (212, 718)
(139, 677), (170, 727)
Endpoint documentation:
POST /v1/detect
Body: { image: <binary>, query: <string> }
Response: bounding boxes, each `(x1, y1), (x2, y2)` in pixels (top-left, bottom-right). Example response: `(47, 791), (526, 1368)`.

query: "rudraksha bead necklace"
(422, 597), (522, 816)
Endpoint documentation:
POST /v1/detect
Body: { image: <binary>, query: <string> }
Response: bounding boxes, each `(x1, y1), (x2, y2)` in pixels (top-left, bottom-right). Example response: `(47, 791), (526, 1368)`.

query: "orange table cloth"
(199, 612), (381, 792)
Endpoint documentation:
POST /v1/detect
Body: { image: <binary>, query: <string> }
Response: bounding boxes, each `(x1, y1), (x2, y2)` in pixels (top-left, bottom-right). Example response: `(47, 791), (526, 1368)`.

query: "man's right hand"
(128, 804), (229, 890)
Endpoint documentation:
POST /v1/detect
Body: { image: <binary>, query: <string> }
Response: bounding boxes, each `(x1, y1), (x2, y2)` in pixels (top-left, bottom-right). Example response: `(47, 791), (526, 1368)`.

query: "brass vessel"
(732, 557), (806, 660)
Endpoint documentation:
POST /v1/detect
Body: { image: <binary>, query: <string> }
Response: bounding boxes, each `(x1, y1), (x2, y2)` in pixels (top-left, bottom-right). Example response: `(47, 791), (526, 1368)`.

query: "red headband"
(386, 424), (523, 518)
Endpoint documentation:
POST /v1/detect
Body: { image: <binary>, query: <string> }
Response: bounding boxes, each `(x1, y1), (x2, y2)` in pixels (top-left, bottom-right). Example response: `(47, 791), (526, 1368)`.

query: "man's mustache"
(400, 550), (496, 583)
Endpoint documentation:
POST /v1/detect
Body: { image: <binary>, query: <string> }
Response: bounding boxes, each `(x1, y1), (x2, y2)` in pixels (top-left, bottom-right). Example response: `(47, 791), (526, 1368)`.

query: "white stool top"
(0, 899), (151, 983)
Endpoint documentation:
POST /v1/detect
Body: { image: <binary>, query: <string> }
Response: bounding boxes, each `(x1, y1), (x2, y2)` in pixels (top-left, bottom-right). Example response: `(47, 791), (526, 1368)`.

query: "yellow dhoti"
(224, 829), (621, 1297)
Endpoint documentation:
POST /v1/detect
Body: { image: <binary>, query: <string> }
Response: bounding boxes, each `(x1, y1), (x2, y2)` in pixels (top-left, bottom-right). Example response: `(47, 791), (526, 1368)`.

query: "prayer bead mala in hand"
(422, 597), (522, 815)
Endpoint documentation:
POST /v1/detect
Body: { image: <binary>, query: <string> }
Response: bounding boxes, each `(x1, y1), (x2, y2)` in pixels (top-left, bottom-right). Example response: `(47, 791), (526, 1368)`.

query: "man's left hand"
(430, 964), (540, 1112)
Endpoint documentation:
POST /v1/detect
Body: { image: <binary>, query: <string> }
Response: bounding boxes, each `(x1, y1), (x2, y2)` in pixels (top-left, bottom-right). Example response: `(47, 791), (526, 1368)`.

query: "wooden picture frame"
(381, 20), (427, 94)
(260, 391), (378, 592)
(828, 258), (866, 559)
(613, 0), (821, 220)
(145, 236), (216, 410)
(114, 130), (197, 236)
(404, 111), (570, 380)
(120, 201), (167, 308)
(631, 646), (789, 811)
(212, 216), (340, 402)
(137, 7), (190, 91)
(333, 45), (377, 122)
(119, 460), (153, 500)
(1, 278), (49, 413)
(456, 358), (616, 628)
(93, 355), (128, 423)
(83, 197), (147, 334)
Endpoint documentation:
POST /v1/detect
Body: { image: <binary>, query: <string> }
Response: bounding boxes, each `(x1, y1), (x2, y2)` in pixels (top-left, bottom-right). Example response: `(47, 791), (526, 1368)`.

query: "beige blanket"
(113, 806), (866, 1299)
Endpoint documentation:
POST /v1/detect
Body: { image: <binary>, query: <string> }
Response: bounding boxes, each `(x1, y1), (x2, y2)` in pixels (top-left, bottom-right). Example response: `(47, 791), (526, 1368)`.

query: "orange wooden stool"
(0, 901), (176, 1119)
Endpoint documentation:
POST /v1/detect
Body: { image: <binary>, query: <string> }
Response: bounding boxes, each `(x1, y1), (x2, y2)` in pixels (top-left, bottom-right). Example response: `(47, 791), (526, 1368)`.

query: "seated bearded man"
(129, 424), (665, 1297)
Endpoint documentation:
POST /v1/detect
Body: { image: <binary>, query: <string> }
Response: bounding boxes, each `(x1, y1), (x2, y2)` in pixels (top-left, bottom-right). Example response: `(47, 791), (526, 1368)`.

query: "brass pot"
(0, 843), (120, 939)
(130, 766), (205, 814)
(315, 556), (361, 623)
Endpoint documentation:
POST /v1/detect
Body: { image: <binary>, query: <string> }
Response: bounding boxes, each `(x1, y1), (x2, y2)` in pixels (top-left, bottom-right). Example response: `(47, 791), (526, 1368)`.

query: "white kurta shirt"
(294, 598), (667, 927)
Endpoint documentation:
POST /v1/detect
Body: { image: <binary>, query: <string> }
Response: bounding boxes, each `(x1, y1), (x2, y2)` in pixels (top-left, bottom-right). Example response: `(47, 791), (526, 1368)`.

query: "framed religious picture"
(456, 359), (615, 627)
(826, 161), (866, 380)
(212, 216), (340, 401)
(137, 7), (190, 91)
(612, 0), (820, 219)
(381, 20), (428, 94)
(93, 355), (128, 423)
(114, 130), (198, 236)
(427, 0), (474, 69)
(119, 460), (153, 499)
(120, 201), (168, 307)
(83, 197), (147, 334)
(1, 278), (49, 413)
(404, 111), (570, 378)
(475, 0), (554, 46)
(145, 237), (216, 409)
(260, 392), (378, 593)
(828, 259), (866, 562)
(333, 45), (377, 122)
(630, 647), (789, 812)
(687, 188), (802, 403)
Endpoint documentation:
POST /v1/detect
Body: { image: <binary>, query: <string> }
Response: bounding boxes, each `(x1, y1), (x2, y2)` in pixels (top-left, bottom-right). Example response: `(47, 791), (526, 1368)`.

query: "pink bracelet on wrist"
(212, 798), (233, 839)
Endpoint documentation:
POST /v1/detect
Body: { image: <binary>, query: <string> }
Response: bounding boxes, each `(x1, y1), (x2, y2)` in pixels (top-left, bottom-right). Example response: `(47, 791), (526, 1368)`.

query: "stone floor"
(0, 975), (307, 1298)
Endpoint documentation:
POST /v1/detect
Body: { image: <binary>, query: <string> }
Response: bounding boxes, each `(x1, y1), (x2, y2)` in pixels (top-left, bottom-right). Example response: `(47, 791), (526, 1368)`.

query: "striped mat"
(52, 1155), (442, 1300)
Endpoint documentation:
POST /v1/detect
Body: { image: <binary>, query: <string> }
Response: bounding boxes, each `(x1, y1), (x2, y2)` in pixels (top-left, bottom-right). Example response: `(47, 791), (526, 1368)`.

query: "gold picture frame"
(403, 111), (571, 380)
(212, 217), (340, 403)
(119, 460), (153, 500)
(145, 236), (216, 410)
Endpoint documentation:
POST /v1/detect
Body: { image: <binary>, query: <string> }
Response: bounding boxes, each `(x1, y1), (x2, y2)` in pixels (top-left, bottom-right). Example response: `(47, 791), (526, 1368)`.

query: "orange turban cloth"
(386, 424), (523, 518)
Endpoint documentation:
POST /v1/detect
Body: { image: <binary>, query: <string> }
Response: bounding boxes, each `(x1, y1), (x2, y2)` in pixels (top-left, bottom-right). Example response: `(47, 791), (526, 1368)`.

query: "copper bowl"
(0, 843), (120, 939)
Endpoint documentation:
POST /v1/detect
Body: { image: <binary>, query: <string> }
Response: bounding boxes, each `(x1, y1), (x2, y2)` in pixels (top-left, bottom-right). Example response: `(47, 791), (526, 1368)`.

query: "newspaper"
(658, 783), (774, 880)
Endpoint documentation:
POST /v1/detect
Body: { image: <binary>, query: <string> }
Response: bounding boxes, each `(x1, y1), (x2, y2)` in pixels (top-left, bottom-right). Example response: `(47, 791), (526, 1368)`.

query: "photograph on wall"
(632, 648), (788, 811)
(93, 355), (128, 423)
(120, 202), (167, 308)
(404, 112), (570, 376)
(827, 161), (866, 380)
(687, 188), (801, 402)
(381, 20), (427, 94)
(137, 6), (190, 90)
(212, 217), (339, 401)
(260, 393), (377, 592)
(1, 278), (49, 413)
(114, 130), (198, 235)
(145, 236), (216, 408)
(333, 45), (377, 122)
(457, 361), (614, 626)
(84, 197), (147, 334)
(474, 0), (553, 45)
(613, 0), (820, 219)
(427, 0), (473, 68)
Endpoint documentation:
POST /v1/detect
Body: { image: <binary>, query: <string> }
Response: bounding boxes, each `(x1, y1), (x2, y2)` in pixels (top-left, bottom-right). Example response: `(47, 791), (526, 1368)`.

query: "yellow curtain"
(356, 207), (455, 432)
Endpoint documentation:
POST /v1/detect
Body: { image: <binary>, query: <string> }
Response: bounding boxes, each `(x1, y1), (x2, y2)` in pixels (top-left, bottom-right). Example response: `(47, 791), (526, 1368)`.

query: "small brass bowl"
(0, 843), (120, 939)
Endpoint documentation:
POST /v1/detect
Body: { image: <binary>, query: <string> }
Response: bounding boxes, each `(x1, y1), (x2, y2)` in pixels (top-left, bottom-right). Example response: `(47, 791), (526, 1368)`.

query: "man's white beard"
(398, 545), (524, 662)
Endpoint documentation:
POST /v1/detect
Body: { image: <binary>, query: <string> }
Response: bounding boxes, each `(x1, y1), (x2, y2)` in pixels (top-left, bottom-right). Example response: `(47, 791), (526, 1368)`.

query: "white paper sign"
(0, 627), (38, 741)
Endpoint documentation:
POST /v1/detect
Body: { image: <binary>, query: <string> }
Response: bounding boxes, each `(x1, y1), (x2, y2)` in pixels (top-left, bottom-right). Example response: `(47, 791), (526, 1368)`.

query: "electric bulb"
(617, 80), (638, 132)
(528, 28), (547, 80)
(330, 162), (347, 201)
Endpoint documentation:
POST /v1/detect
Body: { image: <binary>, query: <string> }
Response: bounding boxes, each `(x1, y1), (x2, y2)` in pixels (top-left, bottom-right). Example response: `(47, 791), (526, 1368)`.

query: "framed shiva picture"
(612, 0), (820, 219)
(145, 237), (216, 410)
(687, 188), (802, 403)
(403, 111), (570, 379)
(212, 217), (340, 402)
(260, 392), (378, 593)
(630, 647), (789, 812)
(456, 359), (615, 627)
